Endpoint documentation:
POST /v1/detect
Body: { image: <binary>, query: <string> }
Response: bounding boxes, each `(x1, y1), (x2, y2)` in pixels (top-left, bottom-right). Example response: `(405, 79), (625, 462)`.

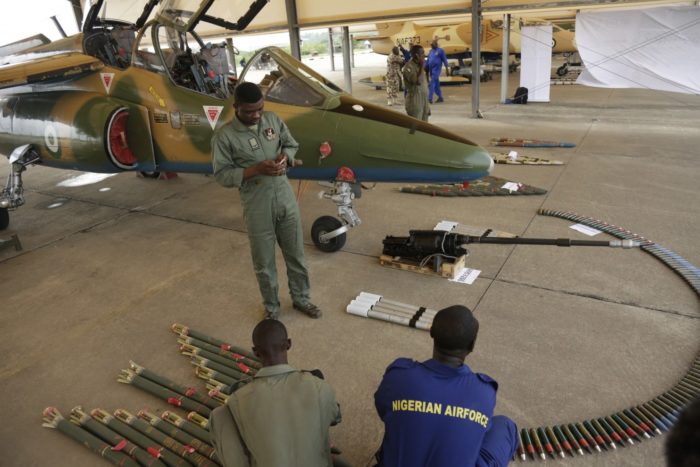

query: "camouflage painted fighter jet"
(0, 0), (493, 252)
(361, 20), (577, 58)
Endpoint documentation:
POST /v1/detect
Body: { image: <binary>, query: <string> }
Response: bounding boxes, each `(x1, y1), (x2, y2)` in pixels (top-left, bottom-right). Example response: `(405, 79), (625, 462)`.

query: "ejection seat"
(258, 70), (283, 97)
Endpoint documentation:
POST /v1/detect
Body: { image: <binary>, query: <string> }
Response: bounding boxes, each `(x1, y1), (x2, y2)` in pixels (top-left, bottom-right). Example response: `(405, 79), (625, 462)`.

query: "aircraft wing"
(353, 34), (390, 41)
(0, 52), (102, 89)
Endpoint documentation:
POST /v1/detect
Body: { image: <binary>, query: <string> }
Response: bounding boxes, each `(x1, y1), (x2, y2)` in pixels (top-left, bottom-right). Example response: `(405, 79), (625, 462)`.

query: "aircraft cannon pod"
(383, 230), (641, 270)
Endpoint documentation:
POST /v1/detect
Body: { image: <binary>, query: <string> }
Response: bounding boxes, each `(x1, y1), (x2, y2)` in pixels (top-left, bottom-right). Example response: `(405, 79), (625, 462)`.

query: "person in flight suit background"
(425, 39), (450, 104)
(212, 82), (321, 319)
(374, 305), (518, 467)
(208, 319), (344, 466)
(402, 45), (430, 122)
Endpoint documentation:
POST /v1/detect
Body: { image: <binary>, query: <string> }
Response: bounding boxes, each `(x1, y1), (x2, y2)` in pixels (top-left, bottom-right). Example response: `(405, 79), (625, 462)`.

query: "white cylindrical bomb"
(367, 310), (431, 331)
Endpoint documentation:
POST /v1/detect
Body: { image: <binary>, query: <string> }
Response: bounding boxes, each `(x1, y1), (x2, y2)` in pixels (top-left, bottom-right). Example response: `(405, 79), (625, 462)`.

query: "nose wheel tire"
(0, 208), (8, 230)
(311, 216), (346, 252)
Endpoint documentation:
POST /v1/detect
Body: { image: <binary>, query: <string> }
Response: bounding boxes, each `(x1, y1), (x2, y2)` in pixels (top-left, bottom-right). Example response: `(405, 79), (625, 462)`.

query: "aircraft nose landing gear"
(1, 144), (40, 230)
(311, 167), (361, 253)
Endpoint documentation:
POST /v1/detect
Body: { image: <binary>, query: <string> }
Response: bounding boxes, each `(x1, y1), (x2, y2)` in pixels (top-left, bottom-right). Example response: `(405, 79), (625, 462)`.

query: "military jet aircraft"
(361, 19), (576, 66)
(0, 0), (493, 252)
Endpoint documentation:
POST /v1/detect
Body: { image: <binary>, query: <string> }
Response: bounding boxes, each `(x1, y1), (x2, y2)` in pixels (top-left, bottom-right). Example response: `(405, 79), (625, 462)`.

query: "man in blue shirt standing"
(374, 305), (518, 467)
(425, 40), (450, 104)
(398, 42), (412, 63)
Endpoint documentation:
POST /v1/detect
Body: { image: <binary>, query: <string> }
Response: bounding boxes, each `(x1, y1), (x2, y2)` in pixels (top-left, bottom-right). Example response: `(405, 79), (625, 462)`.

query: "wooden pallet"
(379, 254), (466, 279)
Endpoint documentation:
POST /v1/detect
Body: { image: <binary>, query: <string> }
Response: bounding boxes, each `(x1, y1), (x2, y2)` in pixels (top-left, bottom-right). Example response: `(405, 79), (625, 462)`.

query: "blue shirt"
(426, 47), (449, 71)
(374, 358), (498, 467)
(399, 45), (411, 62)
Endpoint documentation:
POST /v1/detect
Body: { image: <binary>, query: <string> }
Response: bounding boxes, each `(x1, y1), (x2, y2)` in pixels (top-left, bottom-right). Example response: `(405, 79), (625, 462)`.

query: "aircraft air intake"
(107, 108), (137, 170)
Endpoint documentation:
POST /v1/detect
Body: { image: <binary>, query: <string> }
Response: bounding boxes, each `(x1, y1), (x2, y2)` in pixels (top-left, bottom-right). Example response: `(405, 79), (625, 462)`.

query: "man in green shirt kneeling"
(209, 319), (347, 466)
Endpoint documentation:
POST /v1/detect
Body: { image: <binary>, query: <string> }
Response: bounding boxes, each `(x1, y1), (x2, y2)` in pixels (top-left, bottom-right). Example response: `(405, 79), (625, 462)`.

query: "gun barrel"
(460, 235), (641, 248)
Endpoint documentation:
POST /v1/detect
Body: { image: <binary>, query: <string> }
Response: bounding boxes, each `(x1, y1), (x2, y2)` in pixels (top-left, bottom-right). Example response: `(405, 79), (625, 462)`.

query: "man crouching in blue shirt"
(374, 305), (518, 466)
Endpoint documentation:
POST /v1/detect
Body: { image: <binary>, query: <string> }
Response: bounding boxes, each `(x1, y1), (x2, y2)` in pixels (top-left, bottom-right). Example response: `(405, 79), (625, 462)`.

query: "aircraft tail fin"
(0, 35), (51, 58)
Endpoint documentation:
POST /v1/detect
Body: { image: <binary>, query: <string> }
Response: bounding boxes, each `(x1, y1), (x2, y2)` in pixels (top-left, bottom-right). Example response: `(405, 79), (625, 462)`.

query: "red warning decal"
(203, 105), (224, 130)
(100, 73), (115, 94)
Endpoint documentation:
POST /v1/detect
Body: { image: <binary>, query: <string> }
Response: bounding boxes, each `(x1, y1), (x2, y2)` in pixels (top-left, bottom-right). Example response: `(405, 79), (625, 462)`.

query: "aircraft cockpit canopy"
(133, 22), (231, 99)
(81, 0), (156, 70)
(156, 0), (210, 32)
(240, 47), (344, 108)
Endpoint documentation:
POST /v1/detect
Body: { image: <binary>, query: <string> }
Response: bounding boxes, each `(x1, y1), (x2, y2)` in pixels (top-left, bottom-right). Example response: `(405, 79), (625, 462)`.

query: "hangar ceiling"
(96, 0), (695, 38)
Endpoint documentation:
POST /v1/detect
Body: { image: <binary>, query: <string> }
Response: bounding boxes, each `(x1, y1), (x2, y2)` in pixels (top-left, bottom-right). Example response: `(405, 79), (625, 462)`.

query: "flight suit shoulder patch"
(301, 368), (325, 380)
(227, 378), (253, 394)
(387, 358), (416, 371)
(476, 372), (499, 390)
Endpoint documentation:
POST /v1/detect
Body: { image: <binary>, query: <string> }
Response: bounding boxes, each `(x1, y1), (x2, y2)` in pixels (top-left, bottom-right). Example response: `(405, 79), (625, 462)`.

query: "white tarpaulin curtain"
(519, 25), (552, 102)
(576, 6), (700, 94)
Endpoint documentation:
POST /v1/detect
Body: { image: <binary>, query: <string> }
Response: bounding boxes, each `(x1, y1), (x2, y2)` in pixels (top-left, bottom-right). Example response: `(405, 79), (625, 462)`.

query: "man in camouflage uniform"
(386, 46), (404, 106)
(402, 45), (430, 121)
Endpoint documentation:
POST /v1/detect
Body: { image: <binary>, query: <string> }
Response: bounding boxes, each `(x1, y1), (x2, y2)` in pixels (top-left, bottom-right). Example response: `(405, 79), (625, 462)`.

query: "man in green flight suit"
(402, 45), (430, 122)
(212, 82), (321, 319)
(208, 319), (344, 466)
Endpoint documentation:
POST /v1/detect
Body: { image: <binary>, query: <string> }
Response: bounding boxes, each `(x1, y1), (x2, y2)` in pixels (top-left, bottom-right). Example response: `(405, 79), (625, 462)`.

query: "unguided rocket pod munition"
(70, 406), (167, 467)
(42, 407), (140, 467)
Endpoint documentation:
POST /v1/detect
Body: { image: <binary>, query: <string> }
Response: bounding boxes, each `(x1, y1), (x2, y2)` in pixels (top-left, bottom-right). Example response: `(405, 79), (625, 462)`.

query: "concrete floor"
(1, 63), (699, 467)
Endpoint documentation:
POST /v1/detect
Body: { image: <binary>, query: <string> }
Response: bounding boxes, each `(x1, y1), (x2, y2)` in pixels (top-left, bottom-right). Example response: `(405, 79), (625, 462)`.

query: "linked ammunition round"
(545, 426), (566, 458)
(578, 421), (602, 452)
(561, 424), (584, 456)
(529, 428), (546, 460)
(553, 425), (575, 457)
(590, 418), (616, 449)
(516, 429), (527, 461)
(536, 427), (555, 459)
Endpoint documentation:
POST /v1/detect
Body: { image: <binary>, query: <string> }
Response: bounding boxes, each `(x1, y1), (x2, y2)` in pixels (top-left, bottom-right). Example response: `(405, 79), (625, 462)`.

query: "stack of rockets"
(42, 325), (263, 467)
(41, 324), (699, 464)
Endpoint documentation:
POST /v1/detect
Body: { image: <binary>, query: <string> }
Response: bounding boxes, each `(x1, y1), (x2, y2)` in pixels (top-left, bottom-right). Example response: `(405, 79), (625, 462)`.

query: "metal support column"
(500, 14), (511, 103)
(328, 28), (335, 71)
(471, 0), (482, 118)
(350, 34), (355, 68)
(285, 0), (301, 60)
(342, 26), (352, 93)
(226, 38), (237, 78)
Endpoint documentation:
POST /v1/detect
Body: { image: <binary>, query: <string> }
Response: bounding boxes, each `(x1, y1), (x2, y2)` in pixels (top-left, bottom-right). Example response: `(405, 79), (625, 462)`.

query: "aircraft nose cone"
(459, 145), (494, 179)
(473, 147), (494, 175)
